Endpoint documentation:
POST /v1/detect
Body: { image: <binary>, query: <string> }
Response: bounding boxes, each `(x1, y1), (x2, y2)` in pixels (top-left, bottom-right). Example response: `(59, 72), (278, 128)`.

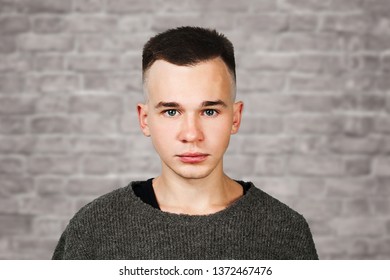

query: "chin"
(173, 166), (217, 180)
(179, 174), (210, 180)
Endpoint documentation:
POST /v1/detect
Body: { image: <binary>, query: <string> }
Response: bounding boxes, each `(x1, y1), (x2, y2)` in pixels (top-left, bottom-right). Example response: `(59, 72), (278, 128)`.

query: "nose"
(178, 114), (204, 143)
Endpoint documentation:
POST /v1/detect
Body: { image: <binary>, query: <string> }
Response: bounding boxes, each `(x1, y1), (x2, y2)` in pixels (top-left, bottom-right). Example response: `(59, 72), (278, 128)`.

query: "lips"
(177, 153), (209, 163)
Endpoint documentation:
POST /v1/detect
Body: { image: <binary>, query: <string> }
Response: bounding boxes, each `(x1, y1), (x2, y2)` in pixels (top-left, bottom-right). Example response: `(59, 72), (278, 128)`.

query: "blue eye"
(204, 109), (217, 116)
(164, 109), (177, 117)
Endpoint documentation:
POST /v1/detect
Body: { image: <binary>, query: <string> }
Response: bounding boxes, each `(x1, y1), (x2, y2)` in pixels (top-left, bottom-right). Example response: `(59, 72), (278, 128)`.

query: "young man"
(52, 26), (318, 259)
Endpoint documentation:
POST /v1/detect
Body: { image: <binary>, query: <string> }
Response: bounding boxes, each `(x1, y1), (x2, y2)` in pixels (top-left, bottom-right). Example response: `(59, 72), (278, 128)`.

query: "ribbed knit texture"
(52, 181), (318, 260)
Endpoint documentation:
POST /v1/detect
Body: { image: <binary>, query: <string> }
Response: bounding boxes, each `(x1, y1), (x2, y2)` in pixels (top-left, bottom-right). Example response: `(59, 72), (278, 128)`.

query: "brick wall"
(0, 0), (389, 259)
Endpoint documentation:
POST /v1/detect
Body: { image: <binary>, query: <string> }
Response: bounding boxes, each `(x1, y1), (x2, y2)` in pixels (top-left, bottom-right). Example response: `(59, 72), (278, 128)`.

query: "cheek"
(150, 133), (171, 158)
(204, 118), (232, 142)
(149, 116), (176, 134)
(149, 118), (176, 151)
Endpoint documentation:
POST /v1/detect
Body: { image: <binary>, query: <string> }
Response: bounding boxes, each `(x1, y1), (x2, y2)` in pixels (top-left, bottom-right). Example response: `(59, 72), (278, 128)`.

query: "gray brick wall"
(0, 0), (389, 259)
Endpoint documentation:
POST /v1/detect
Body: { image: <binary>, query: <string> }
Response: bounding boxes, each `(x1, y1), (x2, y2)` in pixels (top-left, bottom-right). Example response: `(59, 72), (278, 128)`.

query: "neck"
(153, 166), (243, 215)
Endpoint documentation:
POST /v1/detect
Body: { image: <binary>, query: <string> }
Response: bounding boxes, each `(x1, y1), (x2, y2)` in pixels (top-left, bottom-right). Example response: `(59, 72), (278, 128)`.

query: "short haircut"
(142, 26), (236, 88)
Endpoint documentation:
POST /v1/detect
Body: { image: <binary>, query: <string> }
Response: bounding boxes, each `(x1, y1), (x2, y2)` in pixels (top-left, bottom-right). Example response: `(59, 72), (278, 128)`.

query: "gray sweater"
(52, 181), (318, 259)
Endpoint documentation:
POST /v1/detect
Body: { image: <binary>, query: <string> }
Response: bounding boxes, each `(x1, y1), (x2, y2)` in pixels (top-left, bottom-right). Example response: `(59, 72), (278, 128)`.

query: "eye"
(164, 109), (178, 117)
(203, 109), (218, 117)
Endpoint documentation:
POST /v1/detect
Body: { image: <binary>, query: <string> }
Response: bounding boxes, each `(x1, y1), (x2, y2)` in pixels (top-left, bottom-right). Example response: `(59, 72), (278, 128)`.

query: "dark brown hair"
(142, 26), (236, 82)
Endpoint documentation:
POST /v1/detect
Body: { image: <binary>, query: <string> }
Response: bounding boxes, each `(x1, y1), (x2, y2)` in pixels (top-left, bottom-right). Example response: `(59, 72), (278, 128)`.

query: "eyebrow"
(155, 102), (180, 109)
(155, 100), (227, 109)
(201, 100), (227, 108)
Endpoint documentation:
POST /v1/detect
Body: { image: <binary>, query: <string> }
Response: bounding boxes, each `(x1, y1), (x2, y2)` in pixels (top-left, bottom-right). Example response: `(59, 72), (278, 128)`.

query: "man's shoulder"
(245, 183), (318, 260)
(69, 181), (141, 224)
(245, 183), (307, 223)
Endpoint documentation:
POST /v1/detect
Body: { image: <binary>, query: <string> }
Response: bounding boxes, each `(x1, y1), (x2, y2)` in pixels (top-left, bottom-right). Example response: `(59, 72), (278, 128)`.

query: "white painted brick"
(0, 0), (390, 261)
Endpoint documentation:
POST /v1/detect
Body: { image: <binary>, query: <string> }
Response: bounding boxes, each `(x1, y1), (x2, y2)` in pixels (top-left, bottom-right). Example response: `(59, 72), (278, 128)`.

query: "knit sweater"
(52, 180), (318, 260)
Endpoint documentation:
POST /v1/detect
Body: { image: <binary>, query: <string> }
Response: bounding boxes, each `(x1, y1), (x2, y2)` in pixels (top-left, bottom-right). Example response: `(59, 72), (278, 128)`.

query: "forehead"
(144, 58), (235, 102)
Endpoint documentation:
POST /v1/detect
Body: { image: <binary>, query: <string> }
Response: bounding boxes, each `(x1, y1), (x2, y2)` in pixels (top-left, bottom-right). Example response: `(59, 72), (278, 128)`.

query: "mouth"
(176, 153), (209, 163)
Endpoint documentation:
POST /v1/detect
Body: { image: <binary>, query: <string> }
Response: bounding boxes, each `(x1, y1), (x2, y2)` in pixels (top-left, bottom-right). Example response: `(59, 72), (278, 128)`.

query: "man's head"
(142, 26), (236, 100)
(138, 27), (243, 180)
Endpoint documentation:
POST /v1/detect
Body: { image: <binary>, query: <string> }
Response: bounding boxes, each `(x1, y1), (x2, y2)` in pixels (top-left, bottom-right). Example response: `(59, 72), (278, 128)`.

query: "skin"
(137, 57), (244, 215)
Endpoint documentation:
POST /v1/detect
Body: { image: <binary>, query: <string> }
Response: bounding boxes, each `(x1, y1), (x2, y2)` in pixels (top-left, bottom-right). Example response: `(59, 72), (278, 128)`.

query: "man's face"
(138, 57), (243, 180)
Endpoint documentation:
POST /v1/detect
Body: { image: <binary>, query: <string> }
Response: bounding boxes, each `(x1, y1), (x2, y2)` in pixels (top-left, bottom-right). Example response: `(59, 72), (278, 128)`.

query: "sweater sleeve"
(295, 217), (319, 260)
(51, 217), (94, 260)
(51, 230), (67, 260)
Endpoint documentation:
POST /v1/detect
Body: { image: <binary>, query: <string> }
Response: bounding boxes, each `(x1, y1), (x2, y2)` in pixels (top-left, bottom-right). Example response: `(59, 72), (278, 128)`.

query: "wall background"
(0, 0), (390, 259)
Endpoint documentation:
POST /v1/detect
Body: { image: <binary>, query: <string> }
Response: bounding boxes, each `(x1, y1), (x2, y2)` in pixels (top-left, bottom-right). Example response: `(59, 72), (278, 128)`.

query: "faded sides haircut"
(142, 26), (236, 99)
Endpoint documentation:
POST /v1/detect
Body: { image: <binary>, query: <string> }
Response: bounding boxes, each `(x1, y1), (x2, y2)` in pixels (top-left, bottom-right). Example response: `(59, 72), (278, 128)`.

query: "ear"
(137, 103), (151, 137)
(231, 101), (243, 134)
